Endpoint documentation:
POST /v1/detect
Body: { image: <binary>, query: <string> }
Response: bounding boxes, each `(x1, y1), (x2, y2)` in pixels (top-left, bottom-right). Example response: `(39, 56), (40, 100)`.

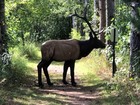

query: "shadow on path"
(34, 81), (106, 105)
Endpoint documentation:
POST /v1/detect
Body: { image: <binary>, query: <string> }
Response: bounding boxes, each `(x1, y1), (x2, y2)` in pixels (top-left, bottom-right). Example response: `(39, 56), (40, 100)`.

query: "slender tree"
(99, 0), (106, 43)
(93, 0), (99, 29)
(94, 0), (99, 15)
(0, 0), (6, 54)
(106, 0), (115, 76)
(130, 2), (140, 77)
(106, 0), (115, 27)
(79, 0), (89, 37)
(122, 0), (140, 77)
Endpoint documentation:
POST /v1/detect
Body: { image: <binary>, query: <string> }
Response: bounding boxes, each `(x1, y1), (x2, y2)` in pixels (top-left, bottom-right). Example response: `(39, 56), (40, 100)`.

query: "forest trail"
(34, 65), (105, 105)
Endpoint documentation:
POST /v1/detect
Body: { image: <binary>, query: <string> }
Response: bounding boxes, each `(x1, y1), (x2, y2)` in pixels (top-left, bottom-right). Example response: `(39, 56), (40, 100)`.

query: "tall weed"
(106, 69), (140, 104)
(0, 52), (11, 81)
(88, 51), (112, 80)
(8, 47), (29, 83)
(19, 43), (40, 60)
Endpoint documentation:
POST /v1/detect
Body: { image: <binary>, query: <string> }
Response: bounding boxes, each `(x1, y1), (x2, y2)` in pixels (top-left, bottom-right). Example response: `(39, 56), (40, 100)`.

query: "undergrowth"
(19, 43), (40, 60)
(85, 50), (112, 80)
(9, 47), (29, 83)
(0, 52), (11, 81)
(75, 50), (112, 86)
(106, 69), (140, 105)
(0, 43), (39, 85)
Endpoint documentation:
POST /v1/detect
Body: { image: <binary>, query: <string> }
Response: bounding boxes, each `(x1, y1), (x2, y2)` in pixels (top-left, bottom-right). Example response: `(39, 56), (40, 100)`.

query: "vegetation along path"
(0, 53), (111, 105)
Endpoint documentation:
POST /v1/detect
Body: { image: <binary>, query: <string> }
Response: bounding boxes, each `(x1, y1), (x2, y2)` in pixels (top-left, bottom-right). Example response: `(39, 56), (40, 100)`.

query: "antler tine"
(84, 20), (97, 37)
(68, 10), (78, 17)
(69, 7), (97, 37)
(73, 10), (85, 20)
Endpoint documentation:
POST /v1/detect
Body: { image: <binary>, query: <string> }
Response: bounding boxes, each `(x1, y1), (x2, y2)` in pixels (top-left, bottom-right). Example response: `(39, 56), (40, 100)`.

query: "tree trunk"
(99, 0), (106, 43)
(94, 0), (99, 15)
(0, 0), (6, 54)
(130, 2), (140, 77)
(93, 0), (99, 29)
(106, 0), (115, 27)
(79, 0), (88, 38)
(0, 24), (2, 54)
(0, 0), (5, 54)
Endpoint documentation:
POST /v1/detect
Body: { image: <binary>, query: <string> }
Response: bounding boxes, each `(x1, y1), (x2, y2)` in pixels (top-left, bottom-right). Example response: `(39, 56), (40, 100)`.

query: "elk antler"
(69, 7), (97, 38)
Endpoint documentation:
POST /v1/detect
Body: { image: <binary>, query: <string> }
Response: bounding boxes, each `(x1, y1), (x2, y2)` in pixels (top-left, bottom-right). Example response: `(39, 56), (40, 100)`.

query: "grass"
(0, 49), (113, 105)
(0, 84), (66, 105)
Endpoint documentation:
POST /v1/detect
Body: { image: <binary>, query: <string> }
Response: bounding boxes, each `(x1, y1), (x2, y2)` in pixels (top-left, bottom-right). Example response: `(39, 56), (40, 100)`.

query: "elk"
(37, 10), (106, 88)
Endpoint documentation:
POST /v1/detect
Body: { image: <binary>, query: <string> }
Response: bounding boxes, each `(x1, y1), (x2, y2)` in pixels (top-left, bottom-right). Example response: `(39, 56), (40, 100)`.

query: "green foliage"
(106, 70), (140, 104)
(6, 0), (96, 45)
(131, 50), (140, 77)
(0, 43), (39, 84)
(119, 0), (140, 76)
(6, 0), (72, 45)
(104, 2), (140, 104)
(9, 47), (29, 82)
(7, 2), (32, 46)
(105, 1), (131, 70)
(0, 52), (11, 81)
(44, 14), (71, 40)
(19, 43), (40, 60)
(70, 28), (81, 39)
(115, 2), (131, 54)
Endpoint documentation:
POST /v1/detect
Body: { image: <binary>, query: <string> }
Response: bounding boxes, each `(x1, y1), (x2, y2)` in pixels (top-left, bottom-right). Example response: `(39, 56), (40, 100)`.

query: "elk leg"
(70, 60), (77, 86)
(37, 60), (46, 88)
(62, 61), (70, 84)
(43, 60), (53, 86)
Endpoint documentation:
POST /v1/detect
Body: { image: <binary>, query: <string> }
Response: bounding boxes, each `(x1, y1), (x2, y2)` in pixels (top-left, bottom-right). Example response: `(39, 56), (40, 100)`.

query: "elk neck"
(78, 37), (95, 59)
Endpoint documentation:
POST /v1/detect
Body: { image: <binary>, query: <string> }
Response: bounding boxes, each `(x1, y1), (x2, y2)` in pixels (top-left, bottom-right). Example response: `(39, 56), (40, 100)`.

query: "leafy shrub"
(70, 28), (81, 40)
(8, 47), (29, 83)
(19, 43), (40, 60)
(0, 52), (11, 81)
(106, 69), (140, 104)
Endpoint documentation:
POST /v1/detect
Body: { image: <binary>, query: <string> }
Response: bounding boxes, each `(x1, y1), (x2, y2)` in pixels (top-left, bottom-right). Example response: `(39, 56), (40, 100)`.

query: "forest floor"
(0, 58), (112, 105)
(35, 65), (105, 105)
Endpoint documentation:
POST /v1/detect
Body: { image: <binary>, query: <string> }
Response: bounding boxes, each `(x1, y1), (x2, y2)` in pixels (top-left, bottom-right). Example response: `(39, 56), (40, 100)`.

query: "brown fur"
(41, 39), (80, 61)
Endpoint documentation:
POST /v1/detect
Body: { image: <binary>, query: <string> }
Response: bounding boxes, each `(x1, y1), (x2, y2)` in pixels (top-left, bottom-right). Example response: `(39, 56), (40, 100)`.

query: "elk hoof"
(48, 82), (53, 86)
(72, 82), (77, 87)
(62, 80), (69, 85)
(38, 83), (44, 89)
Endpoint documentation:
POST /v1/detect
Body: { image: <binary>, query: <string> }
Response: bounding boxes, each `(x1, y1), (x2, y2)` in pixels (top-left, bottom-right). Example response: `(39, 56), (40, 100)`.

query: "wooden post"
(112, 28), (117, 77)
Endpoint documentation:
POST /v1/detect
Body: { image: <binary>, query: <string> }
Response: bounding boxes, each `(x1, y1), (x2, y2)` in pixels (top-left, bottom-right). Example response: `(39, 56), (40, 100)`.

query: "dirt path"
(36, 65), (105, 105)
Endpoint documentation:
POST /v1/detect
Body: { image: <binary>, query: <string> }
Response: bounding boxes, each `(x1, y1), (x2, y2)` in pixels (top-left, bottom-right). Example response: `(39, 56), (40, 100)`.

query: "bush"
(0, 52), (11, 81)
(8, 47), (29, 83)
(19, 43), (40, 60)
(106, 69), (140, 104)
(70, 28), (81, 40)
